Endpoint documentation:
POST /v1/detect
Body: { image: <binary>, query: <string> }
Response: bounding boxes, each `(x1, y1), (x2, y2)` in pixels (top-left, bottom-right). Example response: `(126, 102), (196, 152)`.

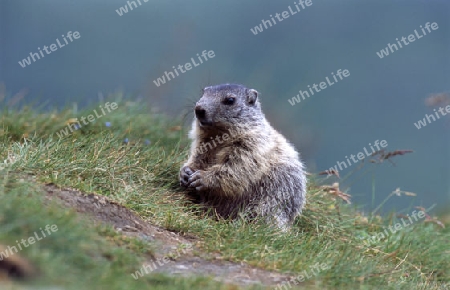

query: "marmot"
(179, 84), (306, 230)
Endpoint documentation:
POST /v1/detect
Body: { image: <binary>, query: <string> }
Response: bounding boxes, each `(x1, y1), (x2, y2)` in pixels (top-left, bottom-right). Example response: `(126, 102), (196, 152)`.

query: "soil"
(41, 184), (292, 288)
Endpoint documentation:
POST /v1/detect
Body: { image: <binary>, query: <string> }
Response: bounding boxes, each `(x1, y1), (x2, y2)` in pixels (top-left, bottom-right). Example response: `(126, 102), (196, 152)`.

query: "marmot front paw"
(187, 170), (206, 191)
(179, 166), (194, 187)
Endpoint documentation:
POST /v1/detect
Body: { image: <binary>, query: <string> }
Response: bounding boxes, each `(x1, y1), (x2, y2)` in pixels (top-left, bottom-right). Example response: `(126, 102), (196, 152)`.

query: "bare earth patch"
(43, 184), (291, 288)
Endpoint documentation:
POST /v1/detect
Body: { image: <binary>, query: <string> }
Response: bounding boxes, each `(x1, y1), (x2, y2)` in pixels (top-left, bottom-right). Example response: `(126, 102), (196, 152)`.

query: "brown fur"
(179, 84), (306, 230)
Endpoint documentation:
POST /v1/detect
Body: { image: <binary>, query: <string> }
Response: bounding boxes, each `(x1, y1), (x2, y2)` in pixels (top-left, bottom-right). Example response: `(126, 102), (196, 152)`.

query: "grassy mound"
(0, 95), (448, 289)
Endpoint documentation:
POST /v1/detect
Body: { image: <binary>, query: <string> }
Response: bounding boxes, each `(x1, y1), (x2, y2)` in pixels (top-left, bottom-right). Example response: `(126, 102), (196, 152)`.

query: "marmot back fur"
(179, 84), (306, 230)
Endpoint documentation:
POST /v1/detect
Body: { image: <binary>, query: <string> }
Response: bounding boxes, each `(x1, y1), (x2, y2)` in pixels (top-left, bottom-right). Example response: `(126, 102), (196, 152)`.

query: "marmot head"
(194, 84), (262, 130)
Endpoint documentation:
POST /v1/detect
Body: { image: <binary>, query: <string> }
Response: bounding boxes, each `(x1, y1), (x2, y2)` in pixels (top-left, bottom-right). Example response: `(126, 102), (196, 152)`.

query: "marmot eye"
(223, 97), (235, 105)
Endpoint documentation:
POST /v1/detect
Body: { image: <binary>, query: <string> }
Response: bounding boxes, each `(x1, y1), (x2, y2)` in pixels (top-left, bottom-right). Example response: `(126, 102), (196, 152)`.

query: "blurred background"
(1, 0), (449, 214)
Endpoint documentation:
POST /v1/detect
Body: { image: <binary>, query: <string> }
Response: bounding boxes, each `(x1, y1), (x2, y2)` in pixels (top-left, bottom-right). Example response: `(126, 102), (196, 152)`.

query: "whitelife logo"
(193, 131), (237, 156)
(115, 0), (149, 16)
(0, 224), (58, 261)
(131, 244), (193, 279)
(327, 139), (388, 173)
(288, 69), (350, 106)
(361, 210), (426, 246)
(250, 0), (313, 35)
(153, 50), (215, 87)
(376, 22), (439, 59)
(18, 31), (81, 68)
(56, 102), (118, 138)
(413, 104), (450, 129)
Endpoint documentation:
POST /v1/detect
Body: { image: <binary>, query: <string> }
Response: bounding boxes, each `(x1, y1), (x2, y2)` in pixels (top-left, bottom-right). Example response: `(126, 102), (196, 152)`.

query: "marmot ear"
(202, 86), (210, 94)
(246, 89), (258, 105)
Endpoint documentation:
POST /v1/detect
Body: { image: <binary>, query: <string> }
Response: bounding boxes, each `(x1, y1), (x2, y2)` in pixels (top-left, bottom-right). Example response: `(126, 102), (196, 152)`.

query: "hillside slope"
(0, 98), (448, 289)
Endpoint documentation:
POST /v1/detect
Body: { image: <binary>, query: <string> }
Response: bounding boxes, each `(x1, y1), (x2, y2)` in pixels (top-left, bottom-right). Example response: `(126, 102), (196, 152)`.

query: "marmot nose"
(195, 106), (206, 120)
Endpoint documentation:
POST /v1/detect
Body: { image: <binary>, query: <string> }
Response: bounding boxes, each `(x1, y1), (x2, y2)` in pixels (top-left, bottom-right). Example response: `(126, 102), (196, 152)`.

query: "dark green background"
(1, 0), (449, 213)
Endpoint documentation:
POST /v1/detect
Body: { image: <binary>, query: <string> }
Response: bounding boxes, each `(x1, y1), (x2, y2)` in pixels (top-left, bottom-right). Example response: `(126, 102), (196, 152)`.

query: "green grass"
(0, 174), (231, 290)
(0, 95), (449, 289)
